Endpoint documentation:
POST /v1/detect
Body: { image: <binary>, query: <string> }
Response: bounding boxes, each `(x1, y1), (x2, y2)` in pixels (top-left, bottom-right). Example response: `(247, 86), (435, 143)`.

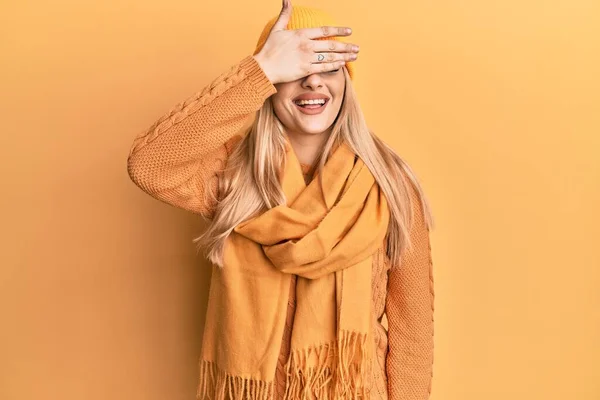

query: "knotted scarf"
(197, 138), (390, 400)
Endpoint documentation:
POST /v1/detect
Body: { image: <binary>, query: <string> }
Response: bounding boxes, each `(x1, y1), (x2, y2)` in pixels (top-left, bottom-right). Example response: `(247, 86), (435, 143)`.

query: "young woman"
(127, 1), (435, 399)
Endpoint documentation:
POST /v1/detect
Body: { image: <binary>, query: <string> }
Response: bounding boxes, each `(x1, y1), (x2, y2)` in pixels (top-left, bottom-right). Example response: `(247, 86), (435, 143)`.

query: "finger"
(298, 26), (352, 39)
(312, 40), (359, 53)
(272, 0), (292, 32)
(312, 52), (357, 64)
(309, 61), (347, 75)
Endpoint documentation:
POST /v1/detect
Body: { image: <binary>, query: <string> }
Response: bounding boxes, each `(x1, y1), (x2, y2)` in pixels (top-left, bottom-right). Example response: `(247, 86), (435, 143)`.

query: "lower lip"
(293, 99), (329, 115)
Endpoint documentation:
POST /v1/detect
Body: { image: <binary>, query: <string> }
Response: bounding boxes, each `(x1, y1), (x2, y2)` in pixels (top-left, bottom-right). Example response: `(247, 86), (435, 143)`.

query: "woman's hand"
(253, 0), (359, 85)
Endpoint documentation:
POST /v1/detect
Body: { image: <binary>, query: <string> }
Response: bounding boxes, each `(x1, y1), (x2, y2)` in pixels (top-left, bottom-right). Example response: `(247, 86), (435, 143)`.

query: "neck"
(285, 129), (331, 167)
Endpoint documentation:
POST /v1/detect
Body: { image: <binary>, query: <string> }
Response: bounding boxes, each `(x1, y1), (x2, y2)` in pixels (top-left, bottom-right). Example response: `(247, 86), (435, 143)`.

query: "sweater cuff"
(239, 55), (277, 99)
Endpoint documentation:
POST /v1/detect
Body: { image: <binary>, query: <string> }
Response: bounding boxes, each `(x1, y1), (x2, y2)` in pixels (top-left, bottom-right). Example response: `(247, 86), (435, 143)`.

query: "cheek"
(332, 95), (344, 111)
(272, 97), (290, 121)
(330, 81), (345, 112)
(329, 94), (344, 117)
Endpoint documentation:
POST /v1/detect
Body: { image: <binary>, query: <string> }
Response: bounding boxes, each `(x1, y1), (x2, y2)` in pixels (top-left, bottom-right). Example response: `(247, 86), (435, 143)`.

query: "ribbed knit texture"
(253, 5), (355, 80)
(127, 55), (434, 399)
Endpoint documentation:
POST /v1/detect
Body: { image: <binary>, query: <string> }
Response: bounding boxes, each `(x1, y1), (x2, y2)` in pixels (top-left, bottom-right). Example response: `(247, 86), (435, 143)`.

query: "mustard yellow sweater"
(127, 55), (434, 400)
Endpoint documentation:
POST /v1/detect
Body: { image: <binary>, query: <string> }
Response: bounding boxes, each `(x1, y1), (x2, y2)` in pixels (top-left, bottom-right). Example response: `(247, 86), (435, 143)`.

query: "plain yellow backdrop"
(1, 0), (599, 399)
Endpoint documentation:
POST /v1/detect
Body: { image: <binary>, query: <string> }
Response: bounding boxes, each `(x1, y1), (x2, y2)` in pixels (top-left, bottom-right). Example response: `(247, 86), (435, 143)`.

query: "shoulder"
(397, 158), (434, 232)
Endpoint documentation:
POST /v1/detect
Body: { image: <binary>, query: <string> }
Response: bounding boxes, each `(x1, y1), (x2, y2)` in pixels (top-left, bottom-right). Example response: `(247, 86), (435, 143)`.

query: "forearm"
(126, 55), (276, 214)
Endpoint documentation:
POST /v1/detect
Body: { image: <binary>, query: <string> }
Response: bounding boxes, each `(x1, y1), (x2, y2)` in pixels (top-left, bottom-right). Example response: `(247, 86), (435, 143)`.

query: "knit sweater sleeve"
(385, 178), (435, 400)
(127, 55), (277, 219)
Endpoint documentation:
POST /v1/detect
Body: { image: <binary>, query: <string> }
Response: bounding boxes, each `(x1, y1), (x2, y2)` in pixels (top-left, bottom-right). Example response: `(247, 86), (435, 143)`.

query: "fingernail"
(346, 28), (352, 34)
(353, 45), (359, 52)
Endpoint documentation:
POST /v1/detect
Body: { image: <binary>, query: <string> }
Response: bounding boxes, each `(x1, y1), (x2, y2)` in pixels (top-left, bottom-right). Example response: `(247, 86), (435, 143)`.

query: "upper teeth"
(295, 99), (326, 105)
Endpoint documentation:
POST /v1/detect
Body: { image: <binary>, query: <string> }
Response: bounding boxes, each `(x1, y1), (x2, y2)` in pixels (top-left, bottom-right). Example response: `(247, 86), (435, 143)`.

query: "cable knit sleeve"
(385, 177), (435, 400)
(127, 55), (277, 219)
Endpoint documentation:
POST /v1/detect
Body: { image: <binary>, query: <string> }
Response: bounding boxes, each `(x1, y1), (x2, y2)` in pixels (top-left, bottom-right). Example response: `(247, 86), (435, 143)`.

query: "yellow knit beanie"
(253, 5), (355, 80)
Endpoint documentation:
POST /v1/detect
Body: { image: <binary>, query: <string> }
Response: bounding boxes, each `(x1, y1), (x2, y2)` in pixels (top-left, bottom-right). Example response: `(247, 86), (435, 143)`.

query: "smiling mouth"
(293, 98), (329, 109)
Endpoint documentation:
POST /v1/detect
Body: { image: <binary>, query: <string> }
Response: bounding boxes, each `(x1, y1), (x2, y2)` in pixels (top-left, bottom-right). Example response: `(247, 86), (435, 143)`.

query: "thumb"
(271, 0), (292, 32)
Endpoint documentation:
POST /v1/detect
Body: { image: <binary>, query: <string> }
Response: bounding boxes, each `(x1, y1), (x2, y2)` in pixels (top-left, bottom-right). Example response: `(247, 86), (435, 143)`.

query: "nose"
(301, 73), (324, 90)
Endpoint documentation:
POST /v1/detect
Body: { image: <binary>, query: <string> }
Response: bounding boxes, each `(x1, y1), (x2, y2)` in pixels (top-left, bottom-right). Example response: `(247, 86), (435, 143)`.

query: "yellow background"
(1, 0), (599, 399)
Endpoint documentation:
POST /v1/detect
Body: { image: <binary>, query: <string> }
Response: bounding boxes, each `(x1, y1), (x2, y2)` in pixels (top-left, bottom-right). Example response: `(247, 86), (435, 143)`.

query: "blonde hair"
(194, 67), (434, 268)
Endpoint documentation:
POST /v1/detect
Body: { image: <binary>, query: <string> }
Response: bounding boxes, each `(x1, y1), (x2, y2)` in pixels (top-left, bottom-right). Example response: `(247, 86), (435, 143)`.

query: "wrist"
(252, 54), (278, 85)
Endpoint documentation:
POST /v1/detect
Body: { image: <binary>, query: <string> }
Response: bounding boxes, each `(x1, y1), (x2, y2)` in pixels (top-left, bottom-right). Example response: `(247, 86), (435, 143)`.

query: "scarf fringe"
(197, 331), (372, 400)
(197, 360), (274, 400)
(283, 330), (373, 400)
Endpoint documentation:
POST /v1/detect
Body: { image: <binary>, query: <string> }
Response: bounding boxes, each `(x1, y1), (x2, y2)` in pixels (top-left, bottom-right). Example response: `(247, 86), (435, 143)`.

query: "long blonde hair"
(194, 67), (434, 268)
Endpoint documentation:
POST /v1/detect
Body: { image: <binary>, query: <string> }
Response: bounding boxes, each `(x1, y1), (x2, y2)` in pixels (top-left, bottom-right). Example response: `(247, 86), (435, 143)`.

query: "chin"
(295, 117), (335, 135)
(297, 124), (331, 135)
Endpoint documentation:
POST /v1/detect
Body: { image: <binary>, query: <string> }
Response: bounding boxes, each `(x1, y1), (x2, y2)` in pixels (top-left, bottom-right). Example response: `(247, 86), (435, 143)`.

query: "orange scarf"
(198, 139), (390, 400)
